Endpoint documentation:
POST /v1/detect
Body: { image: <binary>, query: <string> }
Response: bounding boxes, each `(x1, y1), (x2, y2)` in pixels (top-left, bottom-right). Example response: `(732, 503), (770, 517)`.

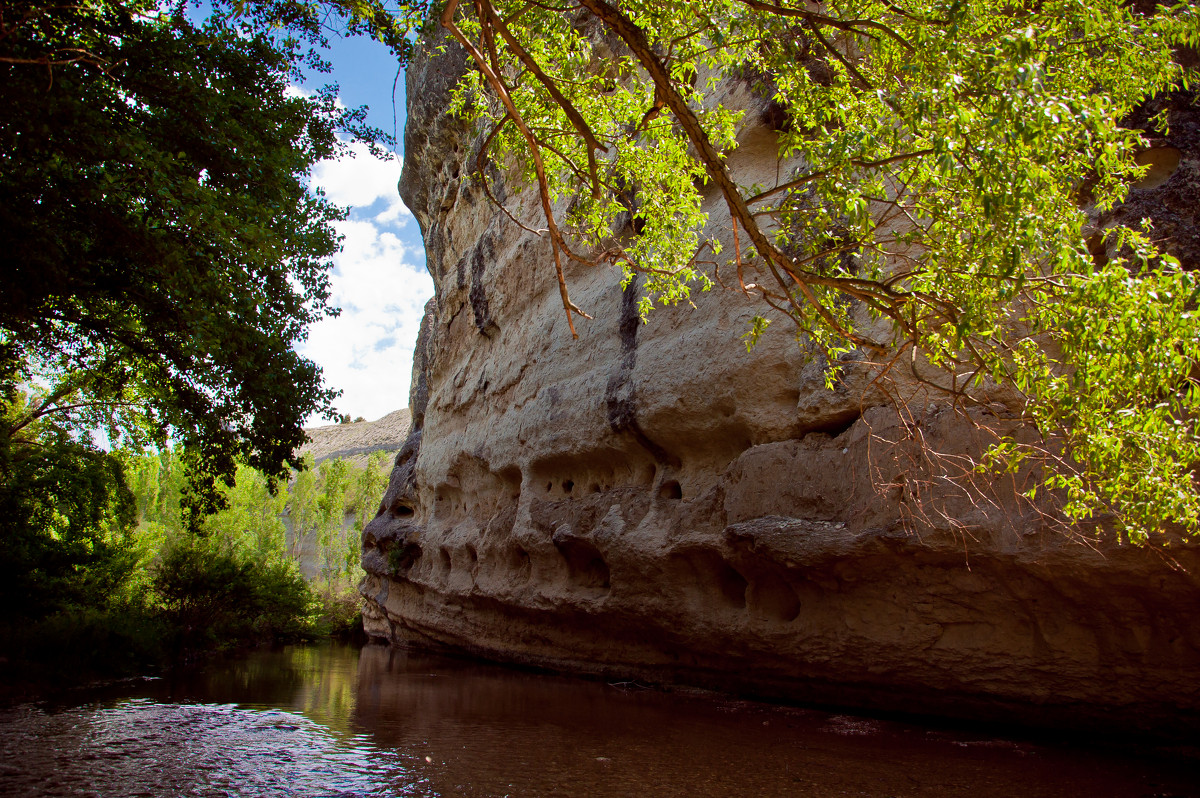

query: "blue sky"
(295, 33), (434, 425)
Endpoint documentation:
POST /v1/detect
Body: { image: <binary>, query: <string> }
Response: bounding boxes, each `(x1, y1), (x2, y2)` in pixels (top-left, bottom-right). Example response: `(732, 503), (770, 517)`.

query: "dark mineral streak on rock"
(468, 133), (509, 205)
(469, 233), (499, 337)
(455, 250), (467, 292)
(604, 276), (679, 467)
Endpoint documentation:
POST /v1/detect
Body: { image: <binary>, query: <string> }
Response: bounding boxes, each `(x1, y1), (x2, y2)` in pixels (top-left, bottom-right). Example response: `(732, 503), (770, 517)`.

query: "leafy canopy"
(0, 0), (384, 519)
(319, 0), (1200, 541)
(59, 1), (1194, 541)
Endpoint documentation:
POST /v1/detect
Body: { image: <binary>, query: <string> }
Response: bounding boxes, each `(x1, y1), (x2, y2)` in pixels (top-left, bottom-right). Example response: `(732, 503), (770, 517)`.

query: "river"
(0, 643), (1195, 797)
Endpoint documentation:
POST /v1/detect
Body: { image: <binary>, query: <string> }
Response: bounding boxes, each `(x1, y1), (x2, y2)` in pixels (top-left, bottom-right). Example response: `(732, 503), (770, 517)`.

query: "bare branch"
(475, 115), (551, 235)
(746, 149), (934, 205)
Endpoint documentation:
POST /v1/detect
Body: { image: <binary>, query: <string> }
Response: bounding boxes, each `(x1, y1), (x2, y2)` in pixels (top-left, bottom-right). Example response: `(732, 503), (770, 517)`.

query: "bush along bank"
(0, 447), (389, 702)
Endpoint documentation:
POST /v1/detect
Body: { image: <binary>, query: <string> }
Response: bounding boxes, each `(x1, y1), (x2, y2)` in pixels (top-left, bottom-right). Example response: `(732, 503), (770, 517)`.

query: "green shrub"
(0, 599), (166, 700)
(152, 544), (318, 657)
(312, 586), (365, 640)
(0, 435), (139, 621)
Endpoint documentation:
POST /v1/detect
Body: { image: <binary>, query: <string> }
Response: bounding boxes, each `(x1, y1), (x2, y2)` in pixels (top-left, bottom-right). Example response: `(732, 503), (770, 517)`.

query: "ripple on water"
(0, 700), (426, 798)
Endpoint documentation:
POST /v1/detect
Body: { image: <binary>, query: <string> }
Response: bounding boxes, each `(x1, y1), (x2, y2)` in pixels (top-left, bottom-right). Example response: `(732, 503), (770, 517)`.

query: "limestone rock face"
(362, 39), (1200, 732)
(300, 408), (411, 468)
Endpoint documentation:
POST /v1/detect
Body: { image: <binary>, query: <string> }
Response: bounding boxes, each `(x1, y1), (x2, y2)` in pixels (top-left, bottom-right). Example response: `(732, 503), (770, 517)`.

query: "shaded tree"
(0, 388), (138, 620)
(0, 0), (361, 520)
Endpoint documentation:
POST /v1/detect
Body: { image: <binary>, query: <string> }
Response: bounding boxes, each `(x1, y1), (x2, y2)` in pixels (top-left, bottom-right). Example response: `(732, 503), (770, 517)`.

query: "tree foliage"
(0, 0), (361, 518)
(0, 387), (139, 620)
(126, 447), (386, 591)
(0, 2), (398, 680)
(310, 0), (1200, 541)
(9, 0), (1197, 546)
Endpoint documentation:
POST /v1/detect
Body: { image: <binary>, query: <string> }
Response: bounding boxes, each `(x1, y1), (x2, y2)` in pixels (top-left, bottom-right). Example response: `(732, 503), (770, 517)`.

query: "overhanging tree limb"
(415, 0), (1200, 538)
(442, 0), (593, 337)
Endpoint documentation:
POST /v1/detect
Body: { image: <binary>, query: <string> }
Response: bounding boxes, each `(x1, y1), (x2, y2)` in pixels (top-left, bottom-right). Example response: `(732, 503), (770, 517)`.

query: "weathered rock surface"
(300, 408), (411, 468)
(362, 37), (1200, 733)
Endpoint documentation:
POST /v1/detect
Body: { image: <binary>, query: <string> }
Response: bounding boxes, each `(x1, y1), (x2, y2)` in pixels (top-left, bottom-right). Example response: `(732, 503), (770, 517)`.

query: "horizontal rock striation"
(362, 37), (1200, 733)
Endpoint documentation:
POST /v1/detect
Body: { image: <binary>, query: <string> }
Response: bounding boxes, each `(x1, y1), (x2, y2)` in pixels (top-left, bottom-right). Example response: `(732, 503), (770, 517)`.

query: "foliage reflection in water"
(0, 643), (1195, 797)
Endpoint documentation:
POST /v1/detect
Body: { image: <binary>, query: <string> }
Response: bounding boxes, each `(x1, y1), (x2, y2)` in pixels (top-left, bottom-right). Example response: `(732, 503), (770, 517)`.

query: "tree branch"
(577, 0), (906, 350)
(477, 0), (609, 198)
(746, 149), (934, 205)
(442, 0), (593, 337)
(736, 0), (915, 50)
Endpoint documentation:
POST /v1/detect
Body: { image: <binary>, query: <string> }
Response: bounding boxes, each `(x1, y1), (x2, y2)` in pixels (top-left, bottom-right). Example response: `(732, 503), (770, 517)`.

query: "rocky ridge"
(300, 408), (411, 468)
(360, 35), (1200, 733)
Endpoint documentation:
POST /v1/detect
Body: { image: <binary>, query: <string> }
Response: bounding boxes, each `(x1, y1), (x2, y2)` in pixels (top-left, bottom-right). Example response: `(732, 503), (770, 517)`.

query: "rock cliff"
(300, 408), (411, 468)
(361, 37), (1200, 733)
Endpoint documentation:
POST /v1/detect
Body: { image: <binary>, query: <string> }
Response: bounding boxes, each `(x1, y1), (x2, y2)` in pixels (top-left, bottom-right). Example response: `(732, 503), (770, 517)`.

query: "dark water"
(0, 643), (1196, 797)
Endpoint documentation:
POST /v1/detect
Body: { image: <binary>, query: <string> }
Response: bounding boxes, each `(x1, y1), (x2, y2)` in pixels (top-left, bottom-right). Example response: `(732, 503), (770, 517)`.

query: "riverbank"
(0, 585), (364, 709)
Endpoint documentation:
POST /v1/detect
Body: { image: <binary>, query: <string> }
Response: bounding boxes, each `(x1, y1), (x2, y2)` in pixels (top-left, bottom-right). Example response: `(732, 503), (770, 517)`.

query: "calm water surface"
(0, 643), (1195, 797)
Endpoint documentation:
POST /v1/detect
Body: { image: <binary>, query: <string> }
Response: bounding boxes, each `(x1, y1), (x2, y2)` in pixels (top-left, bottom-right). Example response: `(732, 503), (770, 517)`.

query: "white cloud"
(298, 145), (433, 425)
(311, 140), (411, 224)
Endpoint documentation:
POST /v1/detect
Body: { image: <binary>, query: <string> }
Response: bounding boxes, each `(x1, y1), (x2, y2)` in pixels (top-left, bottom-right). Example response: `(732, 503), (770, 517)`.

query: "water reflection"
(349, 646), (1199, 798)
(0, 643), (1195, 797)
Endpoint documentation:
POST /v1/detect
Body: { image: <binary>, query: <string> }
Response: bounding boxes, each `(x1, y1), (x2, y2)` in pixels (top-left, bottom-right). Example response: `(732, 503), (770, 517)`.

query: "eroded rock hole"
(563, 479), (574, 494)
(554, 538), (611, 592)
(506, 544), (532, 582)
(1087, 233), (1110, 271)
(1132, 146), (1182, 190)
(713, 560), (748, 608)
(803, 410), (861, 438)
(672, 549), (747, 609)
(439, 547), (452, 573)
(394, 505), (415, 518)
(499, 465), (523, 501)
(387, 542), (422, 575)
(761, 98), (791, 133)
(658, 480), (683, 500)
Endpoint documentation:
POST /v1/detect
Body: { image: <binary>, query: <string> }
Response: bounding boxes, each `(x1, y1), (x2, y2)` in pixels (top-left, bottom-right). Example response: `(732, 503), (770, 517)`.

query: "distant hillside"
(299, 408), (410, 468)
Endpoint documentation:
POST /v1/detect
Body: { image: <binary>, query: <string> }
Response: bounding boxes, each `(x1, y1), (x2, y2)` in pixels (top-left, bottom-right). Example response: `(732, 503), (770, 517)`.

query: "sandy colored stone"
(300, 408), (411, 468)
(362, 36), (1200, 734)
